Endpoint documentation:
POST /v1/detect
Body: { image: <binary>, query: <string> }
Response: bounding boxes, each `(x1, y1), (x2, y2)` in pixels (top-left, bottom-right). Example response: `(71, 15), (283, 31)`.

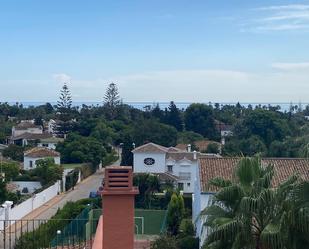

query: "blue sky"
(0, 0), (309, 102)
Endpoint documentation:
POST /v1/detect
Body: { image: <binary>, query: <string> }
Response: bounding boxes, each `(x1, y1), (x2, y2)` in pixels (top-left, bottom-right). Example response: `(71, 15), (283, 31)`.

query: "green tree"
(166, 101), (183, 131)
(0, 161), (20, 180)
(184, 104), (218, 140)
(167, 193), (185, 236)
(177, 131), (204, 145)
(132, 119), (178, 147)
(120, 133), (134, 166)
(235, 109), (290, 147)
(202, 157), (309, 249)
(34, 158), (63, 186)
(56, 133), (106, 167)
(0, 179), (8, 203)
(2, 144), (24, 161)
(55, 83), (74, 137)
(103, 82), (121, 120)
(134, 174), (160, 208)
(205, 143), (220, 154)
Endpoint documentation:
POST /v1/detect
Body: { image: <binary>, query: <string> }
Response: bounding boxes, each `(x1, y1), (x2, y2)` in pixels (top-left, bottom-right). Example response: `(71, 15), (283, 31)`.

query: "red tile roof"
(199, 157), (309, 192)
(24, 147), (60, 158)
(15, 122), (42, 130)
(132, 143), (169, 153)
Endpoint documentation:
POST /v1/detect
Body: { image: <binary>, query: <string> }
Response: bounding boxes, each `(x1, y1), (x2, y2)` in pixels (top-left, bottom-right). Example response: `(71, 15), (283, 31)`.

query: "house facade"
(11, 121), (43, 138)
(133, 142), (220, 193)
(193, 157), (309, 248)
(23, 147), (61, 170)
(37, 137), (64, 150)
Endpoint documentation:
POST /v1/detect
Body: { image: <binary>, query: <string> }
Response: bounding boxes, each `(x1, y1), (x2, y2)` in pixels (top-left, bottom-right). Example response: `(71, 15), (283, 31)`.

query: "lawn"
(62, 163), (84, 169)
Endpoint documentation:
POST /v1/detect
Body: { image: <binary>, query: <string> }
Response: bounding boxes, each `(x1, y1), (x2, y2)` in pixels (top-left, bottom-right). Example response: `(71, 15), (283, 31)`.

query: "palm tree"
(201, 157), (309, 249)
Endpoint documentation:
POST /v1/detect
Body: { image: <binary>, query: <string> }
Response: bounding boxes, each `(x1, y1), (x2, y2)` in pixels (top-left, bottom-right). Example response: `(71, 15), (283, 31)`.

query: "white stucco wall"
(12, 127), (43, 137)
(133, 152), (166, 173)
(24, 156), (61, 170)
(0, 181), (60, 229)
(10, 181), (42, 194)
(192, 164), (215, 248)
(172, 159), (197, 193)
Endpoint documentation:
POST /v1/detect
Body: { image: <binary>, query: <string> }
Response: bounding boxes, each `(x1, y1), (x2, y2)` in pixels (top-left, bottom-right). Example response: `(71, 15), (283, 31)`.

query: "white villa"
(23, 147), (61, 170)
(132, 142), (220, 193)
(193, 157), (309, 248)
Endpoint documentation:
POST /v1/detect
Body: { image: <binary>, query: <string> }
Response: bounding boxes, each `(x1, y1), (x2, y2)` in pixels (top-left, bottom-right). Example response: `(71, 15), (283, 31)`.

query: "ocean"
(4, 101), (308, 112)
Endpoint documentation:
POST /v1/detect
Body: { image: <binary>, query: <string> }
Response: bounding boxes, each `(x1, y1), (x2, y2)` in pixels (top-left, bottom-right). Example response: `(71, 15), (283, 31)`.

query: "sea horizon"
(2, 101), (308, 112)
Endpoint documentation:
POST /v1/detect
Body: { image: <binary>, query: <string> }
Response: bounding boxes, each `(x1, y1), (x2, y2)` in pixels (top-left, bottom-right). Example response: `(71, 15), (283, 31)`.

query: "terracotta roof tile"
(12, 132), (52, 140)
(24, 147), (60, 158)
(199, 157), (309, 192)
(132, 143), (169, 153)
(15, 122), (41, 130)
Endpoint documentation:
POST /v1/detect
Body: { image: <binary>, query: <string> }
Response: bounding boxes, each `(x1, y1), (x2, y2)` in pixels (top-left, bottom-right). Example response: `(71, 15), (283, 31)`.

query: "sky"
(0, 0), (309, 103)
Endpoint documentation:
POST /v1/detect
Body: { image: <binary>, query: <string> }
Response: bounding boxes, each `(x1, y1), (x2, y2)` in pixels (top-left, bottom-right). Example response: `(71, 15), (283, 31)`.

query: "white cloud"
(258, 5), (309, 11)
(272, 62), (309, 70)
(245, 4), (309, 32)
(52, 73), (71, 83)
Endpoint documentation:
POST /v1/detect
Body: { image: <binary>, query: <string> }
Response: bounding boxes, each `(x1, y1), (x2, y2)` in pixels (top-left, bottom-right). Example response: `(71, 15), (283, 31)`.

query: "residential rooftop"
(199, 157), (309, 192)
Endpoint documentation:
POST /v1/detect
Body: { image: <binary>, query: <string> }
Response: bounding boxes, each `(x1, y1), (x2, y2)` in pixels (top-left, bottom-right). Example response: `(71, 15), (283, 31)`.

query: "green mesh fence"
(50, 208), (166, 246)
(50, 207), (100, 246)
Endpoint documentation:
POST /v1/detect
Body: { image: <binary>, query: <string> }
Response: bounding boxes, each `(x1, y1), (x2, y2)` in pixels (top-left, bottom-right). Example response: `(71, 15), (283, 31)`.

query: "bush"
(177, 236), (199, 249)
(167, 193), (185, 236)
(15, 198), (100, 249)
(179, 219), (195, 237)
(21, 187), (29, 194)
(151, 235), (178, 249)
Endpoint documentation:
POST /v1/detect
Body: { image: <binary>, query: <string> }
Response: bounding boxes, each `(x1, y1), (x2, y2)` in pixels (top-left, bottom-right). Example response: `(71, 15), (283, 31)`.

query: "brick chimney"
(101, 166), (139, 249)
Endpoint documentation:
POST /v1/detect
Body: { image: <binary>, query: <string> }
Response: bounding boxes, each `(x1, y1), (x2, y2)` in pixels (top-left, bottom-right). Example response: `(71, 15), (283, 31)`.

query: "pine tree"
(55, 83), (73, 137)
(57, 83), (72, 111)
(103, 83), (121, 120)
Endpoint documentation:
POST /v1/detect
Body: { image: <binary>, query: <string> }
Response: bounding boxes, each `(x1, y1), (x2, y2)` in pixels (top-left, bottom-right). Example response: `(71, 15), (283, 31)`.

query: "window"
(144, 158), (155, 166)
(187, 183), (191, 187)
(167, 165), (173, 173)
(178, 183), (184, 190)
(179, 172), (191, 180)
(42, 143), (49, 147)
(29, 161), (33, 168)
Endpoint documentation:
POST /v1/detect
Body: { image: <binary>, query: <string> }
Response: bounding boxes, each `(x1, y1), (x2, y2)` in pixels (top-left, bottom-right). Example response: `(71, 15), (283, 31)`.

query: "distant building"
(37, 137), (64, 150)
(132, 142), (220, 193)
(193, 157), (309, 247)
(10, 133), (53, 146)
(11, 121), (43, 138)
(214, 120), (233, 145)
(23, 147), (61, 170)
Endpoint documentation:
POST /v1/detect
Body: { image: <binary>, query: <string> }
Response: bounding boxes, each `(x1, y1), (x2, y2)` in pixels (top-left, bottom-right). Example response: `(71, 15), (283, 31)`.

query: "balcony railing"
(0, 218), (99, 249)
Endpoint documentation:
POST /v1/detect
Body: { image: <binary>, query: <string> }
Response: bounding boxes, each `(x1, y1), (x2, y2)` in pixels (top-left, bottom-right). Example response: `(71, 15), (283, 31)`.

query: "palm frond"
(260, 223), (285, 249)
(209, 177), (232, 188)
(215, 185), (244, 205)
(206, 219), (241, 244)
